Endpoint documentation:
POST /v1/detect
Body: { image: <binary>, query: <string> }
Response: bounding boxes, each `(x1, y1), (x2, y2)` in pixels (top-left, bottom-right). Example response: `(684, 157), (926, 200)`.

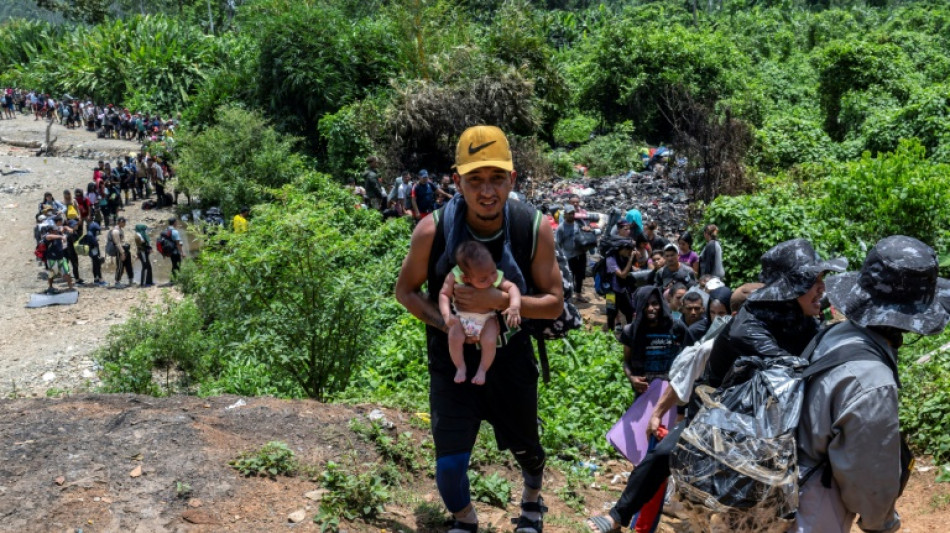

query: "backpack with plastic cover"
(669, 354), (806, 532)
(668, 322), (881, 531)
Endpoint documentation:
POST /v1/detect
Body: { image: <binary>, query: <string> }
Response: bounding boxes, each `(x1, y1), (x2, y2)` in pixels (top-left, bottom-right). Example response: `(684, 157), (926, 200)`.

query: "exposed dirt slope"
(1, 395), (947, 533)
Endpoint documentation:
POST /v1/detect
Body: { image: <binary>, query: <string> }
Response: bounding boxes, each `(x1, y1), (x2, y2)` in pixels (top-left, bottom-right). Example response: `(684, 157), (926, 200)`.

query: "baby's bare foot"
(454, 366), (467, 384)
(472, 369), (487, 385)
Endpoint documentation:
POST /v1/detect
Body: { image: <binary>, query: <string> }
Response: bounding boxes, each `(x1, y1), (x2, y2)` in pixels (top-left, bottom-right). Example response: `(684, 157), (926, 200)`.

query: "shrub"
(574, 22), (750, 141)
(553, 114), (598, 147)
(12, 15), (223, 114)
(183, 178), (408, 401)
(705, 139), (950, 283)
(570, 129), (642, 177)
(815, 39), (915, 141)
(316, 461), (390, 528)
(229, 441), (297, 478)
(468, 471), (511, 508)
(175, 105), (306, 215)
(96, 295), (211, 395)
(899, 328), (950, 465)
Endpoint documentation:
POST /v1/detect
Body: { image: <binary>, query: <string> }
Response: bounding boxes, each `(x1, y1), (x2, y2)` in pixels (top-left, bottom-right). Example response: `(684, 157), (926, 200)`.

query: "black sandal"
(448, 520), (479, 533)
(511, 497), (548, 533)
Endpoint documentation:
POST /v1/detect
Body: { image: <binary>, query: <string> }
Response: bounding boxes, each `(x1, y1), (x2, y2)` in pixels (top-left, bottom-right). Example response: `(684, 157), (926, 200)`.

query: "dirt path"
(0, 114), (183, 398)
(0, 395), (947, 532)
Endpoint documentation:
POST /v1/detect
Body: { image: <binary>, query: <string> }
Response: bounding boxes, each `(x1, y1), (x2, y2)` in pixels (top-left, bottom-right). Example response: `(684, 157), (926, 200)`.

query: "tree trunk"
(206, 0), (215, 34)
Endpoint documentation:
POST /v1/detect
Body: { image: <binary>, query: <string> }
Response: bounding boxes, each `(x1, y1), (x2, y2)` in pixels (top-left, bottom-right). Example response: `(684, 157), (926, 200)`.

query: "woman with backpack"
(602, 222), (639, 333)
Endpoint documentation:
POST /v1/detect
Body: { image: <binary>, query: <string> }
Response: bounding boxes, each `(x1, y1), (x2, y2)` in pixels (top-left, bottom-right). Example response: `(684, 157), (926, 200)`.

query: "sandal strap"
(511, 515), (542, 532)
(519, 496), (548, 513)
(511, 496), (546, 533)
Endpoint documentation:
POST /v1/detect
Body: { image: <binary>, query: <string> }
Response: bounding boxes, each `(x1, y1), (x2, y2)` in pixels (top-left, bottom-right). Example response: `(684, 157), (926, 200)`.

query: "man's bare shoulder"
(409, 214), (436, 248)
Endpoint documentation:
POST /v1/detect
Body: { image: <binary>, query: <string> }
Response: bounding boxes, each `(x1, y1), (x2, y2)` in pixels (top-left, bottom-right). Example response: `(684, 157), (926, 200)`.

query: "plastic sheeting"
(670, 355), (807, 531)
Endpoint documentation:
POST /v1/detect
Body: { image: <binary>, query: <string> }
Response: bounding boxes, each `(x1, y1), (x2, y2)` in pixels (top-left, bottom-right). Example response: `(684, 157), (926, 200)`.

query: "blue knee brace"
(436, 452), (472, 513)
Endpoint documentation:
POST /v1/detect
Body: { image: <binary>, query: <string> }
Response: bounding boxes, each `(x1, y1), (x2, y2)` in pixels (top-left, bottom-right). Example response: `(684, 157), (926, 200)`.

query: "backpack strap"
(799, 322), (899, 488)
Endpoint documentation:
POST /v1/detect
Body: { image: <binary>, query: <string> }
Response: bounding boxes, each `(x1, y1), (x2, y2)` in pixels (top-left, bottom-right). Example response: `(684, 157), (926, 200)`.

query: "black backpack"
(156, 229), (176, 257)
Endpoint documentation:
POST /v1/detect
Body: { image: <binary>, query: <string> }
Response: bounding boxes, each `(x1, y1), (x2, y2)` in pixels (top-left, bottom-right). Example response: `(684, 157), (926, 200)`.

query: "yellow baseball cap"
(454, 125), (514, 175)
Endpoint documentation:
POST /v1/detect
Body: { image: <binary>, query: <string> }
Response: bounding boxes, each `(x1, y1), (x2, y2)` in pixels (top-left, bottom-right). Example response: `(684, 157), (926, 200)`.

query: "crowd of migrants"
(1, 88), (179, 141)
(387, 125), (950, 533)
(32, 154), (190, 292)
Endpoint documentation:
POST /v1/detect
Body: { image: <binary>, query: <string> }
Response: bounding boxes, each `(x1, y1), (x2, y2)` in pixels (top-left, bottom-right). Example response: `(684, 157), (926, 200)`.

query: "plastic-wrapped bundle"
(670, 355), (807, 531)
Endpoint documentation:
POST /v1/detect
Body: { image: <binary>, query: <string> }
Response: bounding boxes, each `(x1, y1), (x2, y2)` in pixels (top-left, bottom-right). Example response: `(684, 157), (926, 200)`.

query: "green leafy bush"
(574, 22), (750, 141)
(350, 419), (428, 474)
(569, 130), (642, 177)
(706, 139), (950, 283)
(181, 177), (409, 400)
(248, 1), (398, 143)
(175, 105), (306, 215)
(96, 295), (211, 395)
(553, 113), (599, 147)
(316, 461), (391, 528)
(468, 471), (511, 508)
(815, 39), (916, 142)
(899, 329), (950, 465)
(229, 441), (297, 478)
(9, 15), (223, 114)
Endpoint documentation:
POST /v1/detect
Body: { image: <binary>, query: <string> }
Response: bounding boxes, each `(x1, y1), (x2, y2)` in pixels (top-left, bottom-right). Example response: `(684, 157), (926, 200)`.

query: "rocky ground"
(0, 395), (947, 533)
(525, 169), (693, 237)
(0, 114), (185, 398)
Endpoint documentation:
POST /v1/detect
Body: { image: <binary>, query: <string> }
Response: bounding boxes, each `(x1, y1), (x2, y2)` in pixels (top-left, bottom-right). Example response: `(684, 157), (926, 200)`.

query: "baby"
(439, 241), (522, 385)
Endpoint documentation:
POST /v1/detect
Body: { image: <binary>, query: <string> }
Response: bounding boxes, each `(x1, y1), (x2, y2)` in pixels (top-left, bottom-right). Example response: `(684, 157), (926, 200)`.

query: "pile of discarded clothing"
(525, 170), (692, 235)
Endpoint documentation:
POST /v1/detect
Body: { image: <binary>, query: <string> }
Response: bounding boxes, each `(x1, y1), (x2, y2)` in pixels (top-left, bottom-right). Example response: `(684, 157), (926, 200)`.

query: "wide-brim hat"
(749, 238), (847, 302)
(826, 235), (950, 335)
(453, 125), (514, 175)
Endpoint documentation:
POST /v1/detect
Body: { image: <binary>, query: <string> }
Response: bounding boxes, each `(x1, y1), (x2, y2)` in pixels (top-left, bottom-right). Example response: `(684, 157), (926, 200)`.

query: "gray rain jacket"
(794, 320), (902, 533)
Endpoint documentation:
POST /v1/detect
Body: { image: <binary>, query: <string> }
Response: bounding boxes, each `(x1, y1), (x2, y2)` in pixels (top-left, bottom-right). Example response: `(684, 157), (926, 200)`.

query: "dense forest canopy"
(4, 0), (950, 178)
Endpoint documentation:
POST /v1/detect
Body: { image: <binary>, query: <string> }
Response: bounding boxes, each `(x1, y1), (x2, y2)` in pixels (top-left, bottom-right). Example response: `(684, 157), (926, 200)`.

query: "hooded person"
(704, 238), (847, 388)
(619, 285), (695, 394)
(687, 285), (732, 341)
(624, 208), (643, 238)
(586, 287), (694, 533)
(79, 221), (106, 285)
(794, 236), (950, 533)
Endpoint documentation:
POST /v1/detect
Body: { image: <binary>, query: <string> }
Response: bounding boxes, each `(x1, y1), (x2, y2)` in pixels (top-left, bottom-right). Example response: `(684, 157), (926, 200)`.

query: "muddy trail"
(1, 395), (948, 533)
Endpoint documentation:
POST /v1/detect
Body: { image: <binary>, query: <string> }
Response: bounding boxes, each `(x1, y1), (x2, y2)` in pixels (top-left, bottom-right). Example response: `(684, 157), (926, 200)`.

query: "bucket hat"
(749, 239), (847, 302)
(826, 235), (950, 335)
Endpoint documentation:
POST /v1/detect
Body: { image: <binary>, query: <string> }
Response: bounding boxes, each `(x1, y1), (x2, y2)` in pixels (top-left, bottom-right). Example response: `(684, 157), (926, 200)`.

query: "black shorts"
(427, 330), (541, 458)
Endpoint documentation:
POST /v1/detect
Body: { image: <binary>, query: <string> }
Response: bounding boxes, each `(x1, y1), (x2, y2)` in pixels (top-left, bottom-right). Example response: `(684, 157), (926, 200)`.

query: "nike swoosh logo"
(468, 140), (497, 155)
